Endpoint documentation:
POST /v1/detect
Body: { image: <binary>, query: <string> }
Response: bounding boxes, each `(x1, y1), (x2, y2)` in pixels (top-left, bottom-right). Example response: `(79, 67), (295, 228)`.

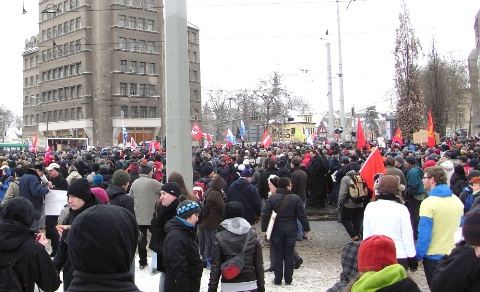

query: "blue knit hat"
(91, 174), (104, 187)
(176, 200), (201, 219)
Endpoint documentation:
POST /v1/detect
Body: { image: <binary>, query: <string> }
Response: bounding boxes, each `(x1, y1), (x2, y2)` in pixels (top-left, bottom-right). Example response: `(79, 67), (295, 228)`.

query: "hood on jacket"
(220, 217), (251, 235)
(429, 184), (453, 197)
(352, 264), (406, 292)
(68, 205), (139, 274)
(210, 174), (227, 191)
(1, 197), (35, 227)
(340, 241), (360, 283)
(164, 216), (196, 235)
(438, 159), (454, 171)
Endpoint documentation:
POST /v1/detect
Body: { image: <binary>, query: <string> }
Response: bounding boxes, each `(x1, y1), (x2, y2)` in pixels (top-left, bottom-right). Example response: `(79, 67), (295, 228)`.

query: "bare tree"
(419, 42), (469, 136)
(394, 1), (424, 140)
(0, 105), (18, 142)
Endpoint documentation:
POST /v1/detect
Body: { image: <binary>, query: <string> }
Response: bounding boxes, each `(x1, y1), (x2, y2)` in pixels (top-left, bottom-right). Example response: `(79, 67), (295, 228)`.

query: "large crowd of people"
(1, 138), (480, 291)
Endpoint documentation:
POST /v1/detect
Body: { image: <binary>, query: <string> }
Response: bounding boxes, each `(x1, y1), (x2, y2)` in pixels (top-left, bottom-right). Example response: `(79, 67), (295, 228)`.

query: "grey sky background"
(3, 0), (479, 121)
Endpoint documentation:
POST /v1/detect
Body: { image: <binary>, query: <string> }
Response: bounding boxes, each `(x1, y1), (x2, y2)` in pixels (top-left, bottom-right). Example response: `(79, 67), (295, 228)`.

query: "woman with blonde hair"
(168, 171), (198, 202)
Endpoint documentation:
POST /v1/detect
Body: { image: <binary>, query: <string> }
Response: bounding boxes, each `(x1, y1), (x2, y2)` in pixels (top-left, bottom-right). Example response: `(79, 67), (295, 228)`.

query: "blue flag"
(240, 120), (246, 139)
(123, 124), (128, 145)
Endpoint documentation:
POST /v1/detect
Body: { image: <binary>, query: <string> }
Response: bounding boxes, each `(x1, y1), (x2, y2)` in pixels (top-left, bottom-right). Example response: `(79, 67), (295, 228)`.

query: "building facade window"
(130, 83), (137, 95)
(140, 106), (147, 118)
(148, 106), (156, 118)
(119, 15), (126, 27)
(137, 18), (144, 30)
(139, 62), (146, 74)
(121, 106), (128, 118)
(147, 63), (155, 74)
(138, 40), (145, 52)
(120, 82), (127, 95)
(129, 38), (136, 51)
(148, 84), (156, 96)
(139, 84), (147, 96)
(119, 37), (127, 49)
(131, 106), (138, 118)
(146, 19), (153, 31)
(120, 60), (127, 72)
(129, 17), (136, 29)
(129, 61), (137, 73)
(147, 41), (154, 53)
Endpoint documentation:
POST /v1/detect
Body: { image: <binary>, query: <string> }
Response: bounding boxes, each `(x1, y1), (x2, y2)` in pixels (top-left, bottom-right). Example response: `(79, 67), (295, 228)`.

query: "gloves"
(408, 257), (418, 272)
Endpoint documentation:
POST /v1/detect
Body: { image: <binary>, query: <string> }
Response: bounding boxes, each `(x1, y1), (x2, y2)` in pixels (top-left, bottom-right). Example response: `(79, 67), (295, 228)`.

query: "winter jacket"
(49, 173), (69, 191)
(416, 184), (464, 261)
(1, 178), (20, 206)
(431, 244), (480, 292)
(163, 217), (203, 292)
(129, 174), (162, 225)
(290, 167), (308, 202)
(386, 165), (407, 198)
(67, 271), (141, 292)
(405, 166), (425, 198)
(350, 264), (421, 292)
(0, 198), (61, 292)
(106, 184), (135, 216)
(203, 175), (227, 230)
(257, 167), (279, 199)
(261, 188), (310, 233)
(277, 166), (291, 178)
(226, 178), (261, 225)
(0, 167), (13, 201)
(338, 171), (364, 209)
(149, 199), (179, 272)
(19, 169), (50, 220)
(53, 196), (101, 290)
(208, 217), (265, 292)
(326, 241), (360, 292)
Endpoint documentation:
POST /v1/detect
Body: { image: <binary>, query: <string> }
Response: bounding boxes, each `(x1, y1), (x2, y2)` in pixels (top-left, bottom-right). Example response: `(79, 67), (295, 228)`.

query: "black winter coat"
(208, 218), (265, 292)
(106, 184), (135, 216)
(0, 221), (61, 292)
(226, 178), (261, 225)
(18, 169), (49, 220)
(149, 199), (179, 272)
(163, 217), (203, 292)
(261, 189), (310, 233)
(53, 196), (101, 290)
(67, 270), (141, 292)
(431, 244), (480, 292)
(257, 167), (280, 199)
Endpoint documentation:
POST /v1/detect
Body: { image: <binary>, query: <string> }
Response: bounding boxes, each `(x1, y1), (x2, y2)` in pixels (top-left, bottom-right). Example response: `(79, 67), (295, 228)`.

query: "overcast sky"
(3, 0), (479, 121)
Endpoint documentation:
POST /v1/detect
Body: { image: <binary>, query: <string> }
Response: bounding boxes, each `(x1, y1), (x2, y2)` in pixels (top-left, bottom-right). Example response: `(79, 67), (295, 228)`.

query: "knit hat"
(91, 174), (104, 187)
(426, 155), (435, 161)
(202, 165), (214, 177)
(375, 175), (404, 195)
(469, 159), (479, 168)
(463, 207), (480, 246)
(223, 201), (244, 219)
(394, 155), (405, 164)
(405, 156), (417, 166)
(241, 167), (254, 177)
(112, 169), (130, 186)
(358, 235), (397, 272)
(468, 170), (480, 181)
(68, 205), (139, 274)
(161, 182), (181, 197)
(176, 199), (201, 219)
(68, 178), (93, 202)
(91, 187), (109, 204)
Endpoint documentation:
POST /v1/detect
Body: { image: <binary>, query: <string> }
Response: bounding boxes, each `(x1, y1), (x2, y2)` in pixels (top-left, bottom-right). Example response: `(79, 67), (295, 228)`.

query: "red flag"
(31, 134), (38, 152)
(366, 142), (371, 152)
(356, 118), (366, 149)
(427, 109), (435, 147)
(392, 128), (403, 146)
(130, 137), (137, 149)
(206, 133), (212, 143)
(191, 122), (203, 141)
(360, 147), (386, 193)
(151, 141), (160, 151)
(261, 131), (272, 148)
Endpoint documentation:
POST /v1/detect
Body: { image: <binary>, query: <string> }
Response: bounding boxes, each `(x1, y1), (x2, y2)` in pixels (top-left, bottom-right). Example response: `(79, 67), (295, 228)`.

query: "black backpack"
(0, 240), (34, 291)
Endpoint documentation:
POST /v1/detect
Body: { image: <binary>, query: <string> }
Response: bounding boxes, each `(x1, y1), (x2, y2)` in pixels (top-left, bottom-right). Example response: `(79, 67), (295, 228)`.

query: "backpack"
(347, 173), (368, 203)
(199, 191), (210, 221)
(193, 180), (207, 201)
(0, 240), (33, 291)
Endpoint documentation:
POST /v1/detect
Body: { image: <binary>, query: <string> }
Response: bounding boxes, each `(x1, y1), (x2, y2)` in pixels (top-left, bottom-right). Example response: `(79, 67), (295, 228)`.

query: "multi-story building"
(22, 0), (201, 147)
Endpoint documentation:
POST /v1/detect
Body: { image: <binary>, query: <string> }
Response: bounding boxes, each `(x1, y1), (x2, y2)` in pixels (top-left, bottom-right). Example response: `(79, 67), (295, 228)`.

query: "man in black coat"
(0, 197), (61, 292)
(106, 169), (135, 216)
(307, 149), (327, 208)
(18, 165), (50, 231)
(257, 159), (280, 200)
(226, 167), (262, 225)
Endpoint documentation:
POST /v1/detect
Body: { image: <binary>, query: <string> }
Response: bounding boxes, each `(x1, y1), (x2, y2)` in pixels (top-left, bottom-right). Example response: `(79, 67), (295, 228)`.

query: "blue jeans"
(271, 230), (297, 284)
(204, 229), (217, 259)
(423, 258), (439, 290)
(296, 201), (306, 239)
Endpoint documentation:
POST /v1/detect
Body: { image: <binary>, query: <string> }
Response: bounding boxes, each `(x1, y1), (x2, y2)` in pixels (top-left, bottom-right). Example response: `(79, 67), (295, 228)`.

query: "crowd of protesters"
(1, 136), (480, 291)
